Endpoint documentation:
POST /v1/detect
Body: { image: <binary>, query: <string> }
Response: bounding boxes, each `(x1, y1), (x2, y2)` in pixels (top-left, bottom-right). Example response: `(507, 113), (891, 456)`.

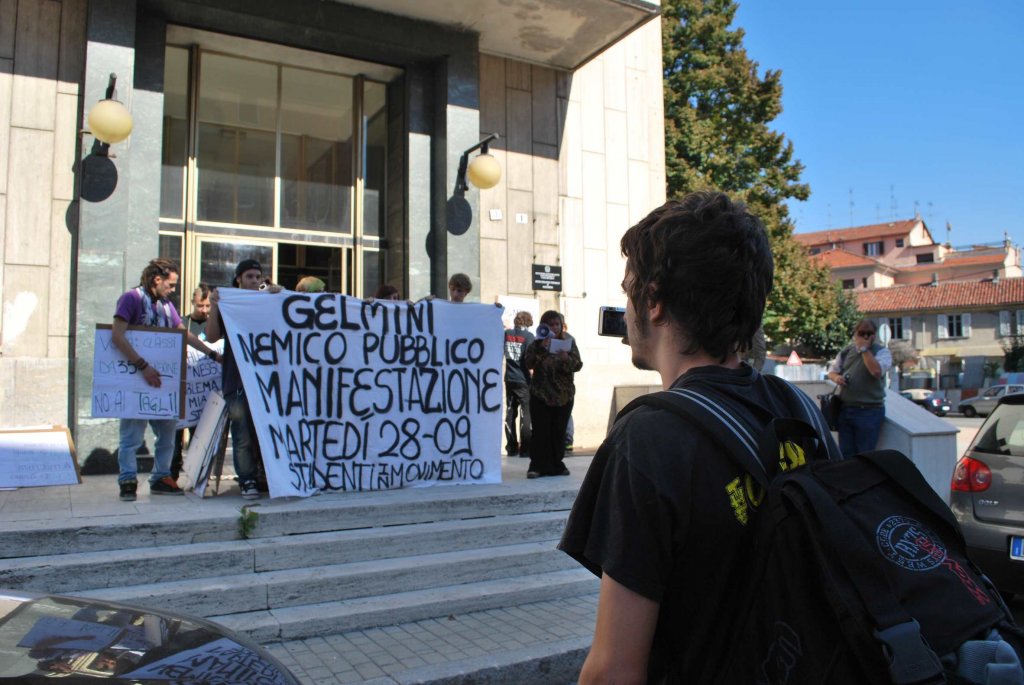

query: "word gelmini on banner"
(217, 290), (504, 497)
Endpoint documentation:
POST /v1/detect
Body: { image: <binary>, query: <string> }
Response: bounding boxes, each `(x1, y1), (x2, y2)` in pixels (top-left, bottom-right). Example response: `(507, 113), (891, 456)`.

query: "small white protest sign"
(177, 339), (224, 429)
(0, 426), (80, 488)
(92, 325), (186, 419)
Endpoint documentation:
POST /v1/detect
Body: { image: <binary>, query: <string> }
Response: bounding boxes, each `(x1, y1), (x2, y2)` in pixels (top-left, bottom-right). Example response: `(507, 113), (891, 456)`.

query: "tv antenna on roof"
(848, 188), (854, 226)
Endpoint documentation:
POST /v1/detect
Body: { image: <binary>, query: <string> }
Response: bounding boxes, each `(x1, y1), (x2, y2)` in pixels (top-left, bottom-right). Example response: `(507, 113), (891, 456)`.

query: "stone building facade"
(0, 0), (665, 458)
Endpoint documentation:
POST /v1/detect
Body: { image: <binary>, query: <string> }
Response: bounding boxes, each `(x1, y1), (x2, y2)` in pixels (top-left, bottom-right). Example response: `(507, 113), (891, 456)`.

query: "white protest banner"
(0, 426), (80, 488)
(92, 325), (186, 419)
(177, 339), (225, 429)
(181, 390), (228, 496)
(216, 289), (504, 497)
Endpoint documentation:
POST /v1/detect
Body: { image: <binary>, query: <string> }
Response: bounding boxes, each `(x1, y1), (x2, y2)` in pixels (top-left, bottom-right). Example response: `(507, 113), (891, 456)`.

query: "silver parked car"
(950, 393), (1024, 597)
(958, 383), (1024, 417)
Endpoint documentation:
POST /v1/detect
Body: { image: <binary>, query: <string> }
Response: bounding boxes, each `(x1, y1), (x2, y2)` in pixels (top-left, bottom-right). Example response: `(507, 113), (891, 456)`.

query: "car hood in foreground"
(0, 591), (298, 684)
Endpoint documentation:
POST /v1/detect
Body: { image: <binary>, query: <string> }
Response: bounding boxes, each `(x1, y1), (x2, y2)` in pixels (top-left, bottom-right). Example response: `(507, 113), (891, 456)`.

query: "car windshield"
(973, 402), (1024, 457)
(0, 593), (294, 683)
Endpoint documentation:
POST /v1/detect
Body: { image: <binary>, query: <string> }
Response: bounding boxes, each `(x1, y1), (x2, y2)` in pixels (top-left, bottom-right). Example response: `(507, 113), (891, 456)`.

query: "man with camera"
(559, 193), (829, 682)
(827, 318), (892, 456)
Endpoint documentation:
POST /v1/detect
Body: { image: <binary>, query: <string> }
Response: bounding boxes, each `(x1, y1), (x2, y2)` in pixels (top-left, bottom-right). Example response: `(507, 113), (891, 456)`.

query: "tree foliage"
(797, 288), (862, 360)
(662, 0), (844, 348)
(1002, 335), (1024, 372)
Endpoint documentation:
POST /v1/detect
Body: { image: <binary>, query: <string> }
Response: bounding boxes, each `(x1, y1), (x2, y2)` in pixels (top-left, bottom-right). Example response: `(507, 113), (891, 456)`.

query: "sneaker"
(118, 480), (137, 502)
(240, 481), (260, 500)
(527, 471), (542, 479)
(556, 466), (570, 476)
(150, 476), (184, 496)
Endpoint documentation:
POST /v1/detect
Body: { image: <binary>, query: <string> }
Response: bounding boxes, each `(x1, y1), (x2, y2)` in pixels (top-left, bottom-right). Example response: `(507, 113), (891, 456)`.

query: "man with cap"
(207, 258), (265, 499)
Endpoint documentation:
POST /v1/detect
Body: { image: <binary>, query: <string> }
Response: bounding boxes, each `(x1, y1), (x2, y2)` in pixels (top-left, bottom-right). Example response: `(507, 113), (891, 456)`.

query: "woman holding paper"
(523, 310), (583, 479)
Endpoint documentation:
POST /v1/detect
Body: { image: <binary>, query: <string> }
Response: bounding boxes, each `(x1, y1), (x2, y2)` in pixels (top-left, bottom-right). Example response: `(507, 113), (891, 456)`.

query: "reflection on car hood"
(0, 591), (298, 684)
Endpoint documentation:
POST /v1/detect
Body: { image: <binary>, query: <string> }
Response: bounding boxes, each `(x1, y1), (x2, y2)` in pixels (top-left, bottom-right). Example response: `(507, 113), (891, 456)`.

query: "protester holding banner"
(295, 276), (325, 293)
(448, 273), (472, 303)
(373, 284), (400, 300)
(206, 258), (267, 500)
(523, 310), (582, 478)
(112, 258), (222, 502)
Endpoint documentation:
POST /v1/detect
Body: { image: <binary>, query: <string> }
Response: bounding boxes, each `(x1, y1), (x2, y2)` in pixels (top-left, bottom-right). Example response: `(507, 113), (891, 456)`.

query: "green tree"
(798, 287), (862, 359)
(662, 0), (842, 346)
(1002, 335), (1024, 372)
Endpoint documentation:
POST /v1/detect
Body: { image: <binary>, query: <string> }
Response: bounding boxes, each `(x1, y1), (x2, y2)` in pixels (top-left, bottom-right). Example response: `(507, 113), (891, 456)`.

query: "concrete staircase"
(0, 470), (598, 683)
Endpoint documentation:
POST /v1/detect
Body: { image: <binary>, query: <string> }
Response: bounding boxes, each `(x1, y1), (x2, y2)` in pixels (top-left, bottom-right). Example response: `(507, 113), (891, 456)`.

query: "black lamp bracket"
(455, 133), (500, 194)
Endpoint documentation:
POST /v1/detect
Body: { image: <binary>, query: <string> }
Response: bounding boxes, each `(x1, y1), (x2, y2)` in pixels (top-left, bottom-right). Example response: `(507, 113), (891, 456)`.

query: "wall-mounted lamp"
(455, 133), (501, 194)
(84, 73), (133, 155)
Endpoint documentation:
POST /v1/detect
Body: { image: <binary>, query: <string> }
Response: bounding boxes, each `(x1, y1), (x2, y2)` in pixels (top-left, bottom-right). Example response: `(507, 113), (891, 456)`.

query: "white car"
(958, 384), (1024, 417)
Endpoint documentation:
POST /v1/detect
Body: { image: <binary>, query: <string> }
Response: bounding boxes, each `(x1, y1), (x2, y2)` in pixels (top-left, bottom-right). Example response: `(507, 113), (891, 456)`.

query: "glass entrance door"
(158, 31), (394, 304)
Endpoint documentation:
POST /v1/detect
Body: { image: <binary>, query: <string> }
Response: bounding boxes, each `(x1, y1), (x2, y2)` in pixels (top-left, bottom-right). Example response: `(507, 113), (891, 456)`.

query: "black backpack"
(625, 375), (1024, 685)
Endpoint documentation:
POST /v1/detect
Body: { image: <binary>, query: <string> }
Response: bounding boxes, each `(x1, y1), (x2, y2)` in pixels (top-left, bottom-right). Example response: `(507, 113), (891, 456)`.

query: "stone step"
(212, 568), (600, 643)
(0, 511), (569, 593)
(0, 484), (578, 559)
(263, 594), (598, 684)
(72, 541), (579, 619)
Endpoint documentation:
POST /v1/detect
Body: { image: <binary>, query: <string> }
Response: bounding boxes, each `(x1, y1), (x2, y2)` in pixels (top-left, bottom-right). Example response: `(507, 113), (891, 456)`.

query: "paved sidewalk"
(0, 452), (596, 531)
(265, 595), (597, 685)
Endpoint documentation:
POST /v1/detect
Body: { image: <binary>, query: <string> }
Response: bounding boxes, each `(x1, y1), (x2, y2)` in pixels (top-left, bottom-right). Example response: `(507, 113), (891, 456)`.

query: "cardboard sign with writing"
(0, 426), (81, 488)
(217, 289), (504, 498)
(177, 339), (224, 429)
(92, 325), (186, 419)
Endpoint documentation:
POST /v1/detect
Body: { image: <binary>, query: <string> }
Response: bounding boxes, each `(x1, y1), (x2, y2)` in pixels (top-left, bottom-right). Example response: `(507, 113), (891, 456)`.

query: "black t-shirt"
(559, 364), (810, 684)
(503, 327), (535, 386)
(214, 310), (243, 396)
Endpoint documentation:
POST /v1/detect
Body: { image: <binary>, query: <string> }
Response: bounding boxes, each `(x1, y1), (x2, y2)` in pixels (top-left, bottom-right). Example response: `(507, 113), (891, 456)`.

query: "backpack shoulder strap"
(761, 373), (843, 461)
(620, 389), (770, 488)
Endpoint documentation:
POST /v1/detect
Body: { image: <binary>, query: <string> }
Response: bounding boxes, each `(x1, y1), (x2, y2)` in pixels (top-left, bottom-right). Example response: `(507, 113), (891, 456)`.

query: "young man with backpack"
(560, 192), (1023, 683)
(560, 192), (807, 682)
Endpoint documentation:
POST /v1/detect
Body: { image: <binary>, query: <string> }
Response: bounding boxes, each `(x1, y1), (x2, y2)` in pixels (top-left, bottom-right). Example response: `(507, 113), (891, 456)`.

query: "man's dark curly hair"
(139, 258), (179, 292)
(620, 192), (773, 362)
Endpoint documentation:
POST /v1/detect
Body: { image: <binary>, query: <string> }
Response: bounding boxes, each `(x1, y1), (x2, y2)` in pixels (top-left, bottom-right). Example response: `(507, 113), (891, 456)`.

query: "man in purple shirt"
(112, 258), (221, 502)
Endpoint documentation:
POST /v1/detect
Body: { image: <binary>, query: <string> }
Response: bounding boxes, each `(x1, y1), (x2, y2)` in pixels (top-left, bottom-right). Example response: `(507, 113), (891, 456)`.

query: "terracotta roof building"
(855, 278), (1024, 393)
(795, 218), (1020, 290)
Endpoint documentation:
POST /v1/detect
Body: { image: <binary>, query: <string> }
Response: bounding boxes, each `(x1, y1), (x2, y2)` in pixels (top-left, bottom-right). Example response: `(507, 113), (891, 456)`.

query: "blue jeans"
(227, 392), (258, 484)
(837, 405), (885, 457)
(118, 418), (176, 484)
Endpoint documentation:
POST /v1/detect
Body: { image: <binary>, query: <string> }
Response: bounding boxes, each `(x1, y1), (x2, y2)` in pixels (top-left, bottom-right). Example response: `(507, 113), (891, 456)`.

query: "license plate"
(1012, 536), (1024, 562)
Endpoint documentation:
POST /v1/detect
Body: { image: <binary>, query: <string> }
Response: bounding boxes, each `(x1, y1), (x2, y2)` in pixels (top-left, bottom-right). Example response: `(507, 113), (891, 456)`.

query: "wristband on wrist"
(133, 358), (149, 371)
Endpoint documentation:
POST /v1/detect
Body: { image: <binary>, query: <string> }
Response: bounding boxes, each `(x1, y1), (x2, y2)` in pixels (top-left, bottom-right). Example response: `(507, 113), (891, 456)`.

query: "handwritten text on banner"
(92, 325), (186, 420)
(217, 290), (504, 497)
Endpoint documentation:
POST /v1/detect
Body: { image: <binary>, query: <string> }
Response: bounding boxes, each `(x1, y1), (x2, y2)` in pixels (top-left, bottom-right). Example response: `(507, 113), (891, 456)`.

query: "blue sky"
(732, 1), (1022, 248)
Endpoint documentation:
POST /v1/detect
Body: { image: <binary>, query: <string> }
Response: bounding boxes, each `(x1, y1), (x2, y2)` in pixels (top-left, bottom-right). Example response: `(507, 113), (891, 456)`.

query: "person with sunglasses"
(826, 318), (893, 456)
